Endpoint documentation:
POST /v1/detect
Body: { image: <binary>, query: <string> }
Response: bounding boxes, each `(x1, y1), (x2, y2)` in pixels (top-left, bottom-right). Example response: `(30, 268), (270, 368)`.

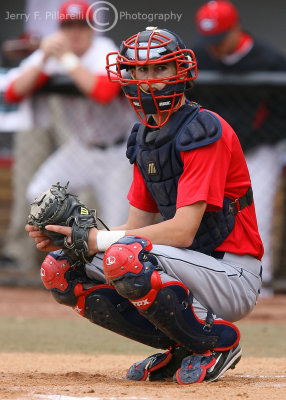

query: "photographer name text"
(4, 11), (87, 22)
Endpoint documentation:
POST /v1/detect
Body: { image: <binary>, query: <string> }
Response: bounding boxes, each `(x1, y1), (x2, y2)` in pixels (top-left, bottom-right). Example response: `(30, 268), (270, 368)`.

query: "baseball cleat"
(149, 347), (192, 381)
(174, 344), (242, 385)
(126, 348), (173, 381)
(174, 351), (216, 384)
(126, 346), (192, 381)
(204, 343), (242, 382)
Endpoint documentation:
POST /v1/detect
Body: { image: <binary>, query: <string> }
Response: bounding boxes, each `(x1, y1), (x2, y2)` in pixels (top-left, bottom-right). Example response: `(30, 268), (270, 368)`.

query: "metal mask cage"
(106, 49), (197, 83)
(124, 84), (185, 127)
(106, 30), (198, 128)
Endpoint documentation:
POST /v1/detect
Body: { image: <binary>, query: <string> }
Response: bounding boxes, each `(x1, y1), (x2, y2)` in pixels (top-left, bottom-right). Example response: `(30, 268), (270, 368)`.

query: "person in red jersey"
(26, 27), (263, 385)
(193, 0), (286, 293)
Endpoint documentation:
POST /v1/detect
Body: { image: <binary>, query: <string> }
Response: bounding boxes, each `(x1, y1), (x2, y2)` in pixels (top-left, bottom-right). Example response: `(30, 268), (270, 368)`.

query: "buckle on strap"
(229, 186), (253, 215)
(203, 311), (214, 333)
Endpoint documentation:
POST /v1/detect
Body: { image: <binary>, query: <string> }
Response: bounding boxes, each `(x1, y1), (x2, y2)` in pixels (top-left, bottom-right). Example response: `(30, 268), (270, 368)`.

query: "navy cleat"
(149, 347), (192, 381)
(126, 348), (173, 381)
(174, 344), (242, 385)
(204, 343), (242, 382)
(174, 351), (216, 384)
(126, 346), (192, 382)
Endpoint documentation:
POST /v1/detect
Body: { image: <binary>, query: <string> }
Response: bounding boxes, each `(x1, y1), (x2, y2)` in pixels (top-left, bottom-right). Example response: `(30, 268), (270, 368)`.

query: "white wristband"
(97, 230), (126, 252)
(60, 52), (80, 72)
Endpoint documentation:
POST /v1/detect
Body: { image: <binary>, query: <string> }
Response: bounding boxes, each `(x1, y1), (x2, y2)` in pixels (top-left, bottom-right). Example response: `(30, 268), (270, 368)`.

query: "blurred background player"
(0, 0), (135, 274)
(192, 0), (286, 294)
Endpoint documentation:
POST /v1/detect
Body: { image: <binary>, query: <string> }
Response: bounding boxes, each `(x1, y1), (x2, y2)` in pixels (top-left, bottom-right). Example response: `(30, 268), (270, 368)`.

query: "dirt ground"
(0, 288), (286, 400)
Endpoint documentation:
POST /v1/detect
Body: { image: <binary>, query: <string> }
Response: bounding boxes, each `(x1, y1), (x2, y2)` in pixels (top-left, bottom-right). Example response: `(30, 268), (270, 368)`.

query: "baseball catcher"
(26, 26), (263, 385)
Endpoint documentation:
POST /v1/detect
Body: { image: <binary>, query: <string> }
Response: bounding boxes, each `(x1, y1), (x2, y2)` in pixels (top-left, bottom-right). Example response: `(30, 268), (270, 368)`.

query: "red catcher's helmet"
(106, 27), (198, 128)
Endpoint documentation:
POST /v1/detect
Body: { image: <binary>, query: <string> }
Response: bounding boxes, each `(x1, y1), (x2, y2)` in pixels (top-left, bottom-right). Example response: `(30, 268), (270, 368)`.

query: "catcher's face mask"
(106, 27), (198, 128)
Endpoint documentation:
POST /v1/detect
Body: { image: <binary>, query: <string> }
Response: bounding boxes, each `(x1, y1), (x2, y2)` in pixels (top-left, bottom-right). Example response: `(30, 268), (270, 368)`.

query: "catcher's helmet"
(106, 27), (197, 127)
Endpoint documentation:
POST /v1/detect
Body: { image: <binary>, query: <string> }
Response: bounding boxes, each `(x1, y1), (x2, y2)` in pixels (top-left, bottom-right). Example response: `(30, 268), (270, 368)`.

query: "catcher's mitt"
(27, 182), (106, 265)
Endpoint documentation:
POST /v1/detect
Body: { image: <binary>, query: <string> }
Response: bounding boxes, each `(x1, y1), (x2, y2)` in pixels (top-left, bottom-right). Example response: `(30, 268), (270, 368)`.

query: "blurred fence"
(191, 71), (286, 152)
(0, 71), (286, 291)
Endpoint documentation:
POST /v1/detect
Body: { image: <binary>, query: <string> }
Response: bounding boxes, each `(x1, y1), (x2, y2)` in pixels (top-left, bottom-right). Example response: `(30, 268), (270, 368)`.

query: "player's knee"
(41, 251), (71, 291)
(41, 251), (78, 307)
(103, 236), (162, 305)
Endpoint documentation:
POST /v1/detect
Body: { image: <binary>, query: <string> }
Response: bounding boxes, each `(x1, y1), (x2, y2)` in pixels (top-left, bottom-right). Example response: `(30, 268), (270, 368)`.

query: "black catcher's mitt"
(27, 182), (103, 265)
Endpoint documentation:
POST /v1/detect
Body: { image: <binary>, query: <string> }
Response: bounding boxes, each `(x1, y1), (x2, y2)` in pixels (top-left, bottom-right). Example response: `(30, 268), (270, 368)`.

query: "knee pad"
(41, 251), (78, 306)
(103, 236), (162, 308)
(41, 250), (98, 307)
(41, 251), (71, 291)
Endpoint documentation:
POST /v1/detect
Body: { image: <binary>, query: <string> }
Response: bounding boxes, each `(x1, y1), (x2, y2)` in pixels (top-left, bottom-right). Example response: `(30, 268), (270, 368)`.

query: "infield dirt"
(0, 288), (285, 400)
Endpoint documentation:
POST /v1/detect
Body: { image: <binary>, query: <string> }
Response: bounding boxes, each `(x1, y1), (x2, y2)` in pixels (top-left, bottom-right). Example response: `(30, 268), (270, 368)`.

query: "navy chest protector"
(126, 104), (234, 255)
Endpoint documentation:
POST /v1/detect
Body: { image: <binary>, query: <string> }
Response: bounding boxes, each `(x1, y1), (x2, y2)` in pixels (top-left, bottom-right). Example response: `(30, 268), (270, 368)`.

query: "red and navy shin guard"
(103, 236), (240, 354)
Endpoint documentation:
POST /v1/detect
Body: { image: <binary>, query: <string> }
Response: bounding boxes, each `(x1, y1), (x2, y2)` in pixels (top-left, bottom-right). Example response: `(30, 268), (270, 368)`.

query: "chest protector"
(126, 103), (235, 255)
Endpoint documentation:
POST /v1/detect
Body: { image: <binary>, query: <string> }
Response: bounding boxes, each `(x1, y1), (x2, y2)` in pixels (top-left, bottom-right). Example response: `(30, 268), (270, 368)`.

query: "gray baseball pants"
(86, 246), (262, 323)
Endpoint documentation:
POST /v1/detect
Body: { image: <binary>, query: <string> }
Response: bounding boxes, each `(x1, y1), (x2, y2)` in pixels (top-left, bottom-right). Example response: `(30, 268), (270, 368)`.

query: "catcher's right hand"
(27, 182), (100, 265)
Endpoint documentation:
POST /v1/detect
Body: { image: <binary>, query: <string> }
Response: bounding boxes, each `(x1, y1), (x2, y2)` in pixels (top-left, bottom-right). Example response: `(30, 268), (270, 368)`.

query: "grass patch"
(0, 317), (152, 354)
(237, 321), (286, 357)
(1, 316), (285, 356)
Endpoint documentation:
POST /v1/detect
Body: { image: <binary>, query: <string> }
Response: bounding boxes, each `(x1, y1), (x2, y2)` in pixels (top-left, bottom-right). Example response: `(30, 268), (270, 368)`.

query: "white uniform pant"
(27, 137), (132, 227)
(245, 142), (285, 284)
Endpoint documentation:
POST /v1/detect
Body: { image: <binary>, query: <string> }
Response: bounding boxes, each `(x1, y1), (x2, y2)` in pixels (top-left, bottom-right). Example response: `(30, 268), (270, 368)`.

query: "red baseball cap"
(58, 0), (92, 24)
(195, 1), (239, 44)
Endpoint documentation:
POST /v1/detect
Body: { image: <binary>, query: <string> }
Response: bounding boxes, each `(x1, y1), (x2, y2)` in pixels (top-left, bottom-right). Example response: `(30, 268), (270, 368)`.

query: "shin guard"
(142, 284), (240, 352)
(41, 251), (174, 349)
(103, 236), (240, 353)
